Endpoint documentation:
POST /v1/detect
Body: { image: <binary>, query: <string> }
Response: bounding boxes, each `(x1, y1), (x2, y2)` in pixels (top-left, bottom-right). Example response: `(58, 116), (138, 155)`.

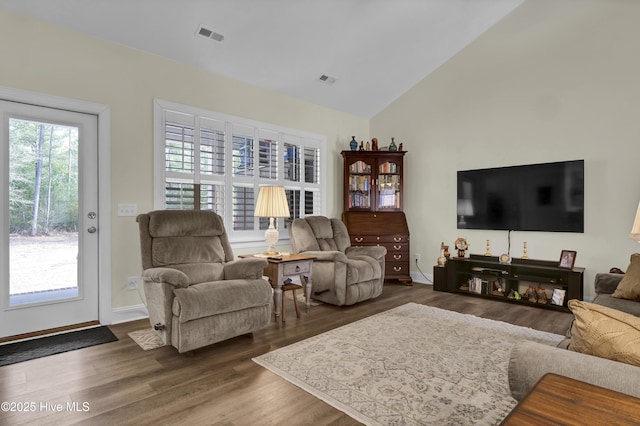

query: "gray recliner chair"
(289, 216), (386, 306)
(137, 210), (272, 353)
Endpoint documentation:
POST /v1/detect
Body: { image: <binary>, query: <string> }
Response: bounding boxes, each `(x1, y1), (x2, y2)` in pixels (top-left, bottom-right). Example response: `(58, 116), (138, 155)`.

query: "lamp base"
(263, 219), (279, 255)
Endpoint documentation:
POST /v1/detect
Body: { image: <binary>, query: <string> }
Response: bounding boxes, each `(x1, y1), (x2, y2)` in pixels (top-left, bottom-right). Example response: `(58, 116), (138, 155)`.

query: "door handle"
(87, 226), (97, 233)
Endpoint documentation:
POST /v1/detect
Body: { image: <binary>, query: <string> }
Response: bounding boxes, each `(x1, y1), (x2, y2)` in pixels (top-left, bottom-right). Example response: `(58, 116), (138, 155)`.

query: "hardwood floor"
(0, 283), (573, 426)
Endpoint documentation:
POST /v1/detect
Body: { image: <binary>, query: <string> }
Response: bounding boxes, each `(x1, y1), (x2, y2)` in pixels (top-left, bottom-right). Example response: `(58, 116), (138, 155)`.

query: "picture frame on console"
(558, 250), (577, 269)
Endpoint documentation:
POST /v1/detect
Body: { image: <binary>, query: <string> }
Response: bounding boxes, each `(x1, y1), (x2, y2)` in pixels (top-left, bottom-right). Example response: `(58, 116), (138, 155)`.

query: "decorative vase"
(349, 136), (357, 151)
(437, 249), (447, 266)
(443, 245), (450, 259)
(389, 137), (398, 151)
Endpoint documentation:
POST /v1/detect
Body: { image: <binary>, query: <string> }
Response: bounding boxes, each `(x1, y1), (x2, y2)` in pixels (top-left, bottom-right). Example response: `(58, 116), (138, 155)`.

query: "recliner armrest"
(346, 245), (387, 261)
(224, 258), (268, 280)
(300, 250), (349, 264)
(142, 267), (190, 288)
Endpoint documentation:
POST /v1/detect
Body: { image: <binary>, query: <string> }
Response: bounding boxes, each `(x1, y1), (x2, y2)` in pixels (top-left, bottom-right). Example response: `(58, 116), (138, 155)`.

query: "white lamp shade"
(254, 186), (290, 218)
(631, 201), (640, 241)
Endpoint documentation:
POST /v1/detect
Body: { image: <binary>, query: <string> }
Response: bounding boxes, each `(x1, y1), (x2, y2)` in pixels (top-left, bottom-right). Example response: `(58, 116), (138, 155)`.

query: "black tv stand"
(433, 254), (584, 312)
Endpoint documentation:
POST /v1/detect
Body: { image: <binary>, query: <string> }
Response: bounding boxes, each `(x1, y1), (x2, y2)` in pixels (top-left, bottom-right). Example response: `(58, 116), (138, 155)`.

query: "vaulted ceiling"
(0, 0), (524, 118)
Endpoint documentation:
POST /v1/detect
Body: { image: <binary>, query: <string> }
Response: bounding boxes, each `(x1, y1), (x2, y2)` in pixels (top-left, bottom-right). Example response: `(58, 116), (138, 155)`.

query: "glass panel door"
(378, 160), (400, 209)
(347, 160), (372, 209)
(1, 101), (98, 338)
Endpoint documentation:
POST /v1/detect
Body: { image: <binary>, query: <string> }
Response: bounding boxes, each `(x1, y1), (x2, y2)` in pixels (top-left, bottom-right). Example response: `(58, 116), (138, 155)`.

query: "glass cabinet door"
(347, 160), (372, 209)
(377, 160), (401, 209)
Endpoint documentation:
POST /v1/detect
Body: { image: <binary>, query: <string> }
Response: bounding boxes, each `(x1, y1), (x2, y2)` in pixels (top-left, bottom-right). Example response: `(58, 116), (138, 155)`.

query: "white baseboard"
(109, 304), (149, 325)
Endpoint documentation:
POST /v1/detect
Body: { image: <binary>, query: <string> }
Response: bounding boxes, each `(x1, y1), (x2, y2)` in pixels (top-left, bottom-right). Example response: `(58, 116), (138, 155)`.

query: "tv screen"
(457, 160), (584, 233)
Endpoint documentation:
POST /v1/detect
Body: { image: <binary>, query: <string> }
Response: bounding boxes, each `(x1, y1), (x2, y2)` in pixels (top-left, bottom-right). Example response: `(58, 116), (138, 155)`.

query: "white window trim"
(153, 99), (327, 245)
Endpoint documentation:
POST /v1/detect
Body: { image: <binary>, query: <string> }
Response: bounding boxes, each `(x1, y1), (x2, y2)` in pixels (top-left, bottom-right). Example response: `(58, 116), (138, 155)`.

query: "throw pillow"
(612, 253), (640, 301)
(567, 300), (640, 367)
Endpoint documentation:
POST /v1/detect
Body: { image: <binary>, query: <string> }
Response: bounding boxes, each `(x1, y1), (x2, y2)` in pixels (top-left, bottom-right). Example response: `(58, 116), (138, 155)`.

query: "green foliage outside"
(9, 119), (78, 235)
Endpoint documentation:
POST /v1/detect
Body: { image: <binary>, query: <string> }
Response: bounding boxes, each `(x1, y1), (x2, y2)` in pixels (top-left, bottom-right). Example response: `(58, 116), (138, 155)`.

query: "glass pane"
(232, 136), (254, 177)
(200, 183), (224, 213)
(304, 147), (319, 184)
(232, 186), (254, 230)
(165, 121), (195, 173)
(9, 118), (79, 306)
(378, 161), (400, 209)
(200, 127), (224, 176)
(258, 138), (277, 179)
(284, 143), (299, 182)
(165, 181), (195, 209)
(347, 160), (371, 209)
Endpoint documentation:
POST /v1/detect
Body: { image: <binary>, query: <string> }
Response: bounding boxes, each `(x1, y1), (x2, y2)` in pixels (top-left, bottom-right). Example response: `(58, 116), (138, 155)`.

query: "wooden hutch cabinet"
(341, 150), (411, 284)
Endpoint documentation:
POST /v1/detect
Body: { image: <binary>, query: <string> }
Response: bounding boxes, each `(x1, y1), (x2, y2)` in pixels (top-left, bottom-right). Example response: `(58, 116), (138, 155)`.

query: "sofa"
(508, 262), (640, 400)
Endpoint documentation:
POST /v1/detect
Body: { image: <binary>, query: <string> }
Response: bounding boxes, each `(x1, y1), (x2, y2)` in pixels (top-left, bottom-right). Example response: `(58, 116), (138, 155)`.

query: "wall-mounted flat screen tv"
(457, 160), (584, 233)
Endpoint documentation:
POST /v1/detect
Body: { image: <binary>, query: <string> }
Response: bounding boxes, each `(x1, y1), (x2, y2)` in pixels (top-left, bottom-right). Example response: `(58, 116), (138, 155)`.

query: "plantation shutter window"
(154, 99), (326, 243)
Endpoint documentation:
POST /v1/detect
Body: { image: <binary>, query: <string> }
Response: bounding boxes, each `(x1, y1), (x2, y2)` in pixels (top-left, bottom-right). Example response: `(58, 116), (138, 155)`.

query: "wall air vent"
(196, 25), (224, 42)
(318, 74), (336, 85)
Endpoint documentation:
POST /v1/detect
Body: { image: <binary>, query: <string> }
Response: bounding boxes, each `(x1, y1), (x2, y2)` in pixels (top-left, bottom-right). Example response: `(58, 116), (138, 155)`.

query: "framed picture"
(558, 250), (577, 269)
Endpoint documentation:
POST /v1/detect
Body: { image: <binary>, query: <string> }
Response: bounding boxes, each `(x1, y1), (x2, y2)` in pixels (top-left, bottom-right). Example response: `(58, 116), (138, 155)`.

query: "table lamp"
(254, 186), (290, 255)
(631, 201), (640, 241)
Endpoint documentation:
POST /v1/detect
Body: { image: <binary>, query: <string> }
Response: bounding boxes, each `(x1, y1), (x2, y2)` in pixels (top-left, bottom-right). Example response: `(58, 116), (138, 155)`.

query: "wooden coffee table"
(501, 373), (640, 425)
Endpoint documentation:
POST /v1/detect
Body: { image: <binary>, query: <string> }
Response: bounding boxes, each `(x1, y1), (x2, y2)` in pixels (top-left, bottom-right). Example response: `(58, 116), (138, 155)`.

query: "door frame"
(0, 86), (112, 326)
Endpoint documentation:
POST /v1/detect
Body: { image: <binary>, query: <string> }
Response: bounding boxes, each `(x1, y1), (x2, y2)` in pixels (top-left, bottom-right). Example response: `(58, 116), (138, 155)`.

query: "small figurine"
(349, 136), (358, 151)
(366, 141), (370, 150)
(437, 242), (447, 266)
(389, 137), (398, 151)
(398, 142), (403, 151)
(359, 141), (364, 151)
(524, 285), (537, 303)
(537, 285), (548, 304)
(372, 137), (378, 151)
(485, 240), (491, 256)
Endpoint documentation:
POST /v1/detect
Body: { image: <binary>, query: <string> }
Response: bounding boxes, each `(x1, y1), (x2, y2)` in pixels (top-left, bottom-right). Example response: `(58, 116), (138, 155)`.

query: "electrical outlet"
(118, 203), (138, 217)
(414, 253), (421, 262)
(127, 276), (139, 290)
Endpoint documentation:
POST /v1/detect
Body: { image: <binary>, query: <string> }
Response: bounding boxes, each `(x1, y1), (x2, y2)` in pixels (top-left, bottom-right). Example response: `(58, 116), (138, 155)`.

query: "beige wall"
(371, 0), (640, 298)
(0, 10), (368, 312)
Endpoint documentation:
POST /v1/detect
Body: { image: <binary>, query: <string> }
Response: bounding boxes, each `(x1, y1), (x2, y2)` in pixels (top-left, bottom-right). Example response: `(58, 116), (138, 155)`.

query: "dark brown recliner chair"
(289, 216), (386, 306)
(137, 210), (272, 353)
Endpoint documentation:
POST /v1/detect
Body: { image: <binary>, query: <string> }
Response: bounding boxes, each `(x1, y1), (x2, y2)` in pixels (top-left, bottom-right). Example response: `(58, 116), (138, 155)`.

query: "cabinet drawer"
(386, 261), (409, 275)
(283, 261), (311, 276)
(385, 243), (408, 253)
(351, 234), (409, 244)
(386, 252), (408, 262)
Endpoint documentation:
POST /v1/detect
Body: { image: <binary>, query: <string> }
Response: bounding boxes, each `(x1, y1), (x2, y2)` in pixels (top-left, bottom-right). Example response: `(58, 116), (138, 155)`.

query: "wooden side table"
(242, 254), (315, 321)
(501, 373), (640, 425)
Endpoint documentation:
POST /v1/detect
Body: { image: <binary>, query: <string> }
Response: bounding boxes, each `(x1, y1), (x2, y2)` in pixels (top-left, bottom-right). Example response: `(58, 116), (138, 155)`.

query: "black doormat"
(0, 326), (118, 367)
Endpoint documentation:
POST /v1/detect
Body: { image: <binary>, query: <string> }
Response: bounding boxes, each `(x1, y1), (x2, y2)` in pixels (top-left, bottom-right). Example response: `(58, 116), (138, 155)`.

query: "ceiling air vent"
(196, 25), (224, 42)
(318, 74), (336, 85)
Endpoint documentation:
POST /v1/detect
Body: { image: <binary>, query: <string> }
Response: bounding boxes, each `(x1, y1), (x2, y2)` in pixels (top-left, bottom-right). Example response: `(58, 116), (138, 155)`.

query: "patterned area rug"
(253, 302), (564, 425)
(128, 329), (166, 350)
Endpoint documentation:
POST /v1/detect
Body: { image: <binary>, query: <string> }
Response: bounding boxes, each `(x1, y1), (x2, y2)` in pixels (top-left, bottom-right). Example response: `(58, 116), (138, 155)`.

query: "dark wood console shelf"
(434, 254), (584, 312)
